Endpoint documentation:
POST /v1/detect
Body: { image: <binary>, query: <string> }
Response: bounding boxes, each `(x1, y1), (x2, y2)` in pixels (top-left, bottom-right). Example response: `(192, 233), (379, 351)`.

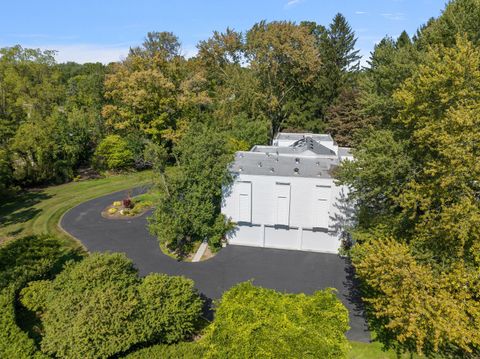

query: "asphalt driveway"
(61, 187), (369, 342)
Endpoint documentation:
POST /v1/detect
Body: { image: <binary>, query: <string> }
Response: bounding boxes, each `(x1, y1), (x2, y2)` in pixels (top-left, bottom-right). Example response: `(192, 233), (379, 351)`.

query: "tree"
(325, 87), (365, 146)
(93, 134), (134, 171)
(245, 21), (322, 137)
(0, 148), (12, 194)
(358, 34), (419, 128)
(201, 282), (350, 358)
(393, 36), (480, 263)
(130, 31), (181, 60)
(416, 0), (480, 49)
(353, 237), (480, 357)
(149, 123), (234, 256)
(337, 36), (480, 357)
(20, 253), (203, 359)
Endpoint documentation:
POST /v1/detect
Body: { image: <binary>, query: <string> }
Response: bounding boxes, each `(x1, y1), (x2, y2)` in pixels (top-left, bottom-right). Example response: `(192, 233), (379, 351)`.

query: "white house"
(221, 132), (353, 253)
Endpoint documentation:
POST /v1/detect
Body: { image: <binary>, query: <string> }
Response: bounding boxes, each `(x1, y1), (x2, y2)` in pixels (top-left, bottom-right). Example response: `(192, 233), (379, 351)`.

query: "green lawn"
(348, 341), (419, 359)
(0, 171), (153, 249)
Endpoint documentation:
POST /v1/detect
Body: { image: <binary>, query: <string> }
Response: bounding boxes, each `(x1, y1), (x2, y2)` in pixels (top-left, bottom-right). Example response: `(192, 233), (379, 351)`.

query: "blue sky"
(0, 0), (446, 64)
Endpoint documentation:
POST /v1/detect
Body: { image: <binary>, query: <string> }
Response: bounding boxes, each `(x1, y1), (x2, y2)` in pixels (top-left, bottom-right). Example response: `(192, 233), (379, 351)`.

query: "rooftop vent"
(295, 158), (300, 164)
(270, 167), (275, 173)
(294, 167), (299, 175)
(239, 166), (243, 172)
(257, 162), (263, 168)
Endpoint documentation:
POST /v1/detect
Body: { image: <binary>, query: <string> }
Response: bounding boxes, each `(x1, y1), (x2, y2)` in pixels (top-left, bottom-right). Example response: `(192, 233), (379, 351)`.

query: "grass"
(0, 171), (153, 249)
(348, 341), (419, 359)
(132, 190), (162, 205)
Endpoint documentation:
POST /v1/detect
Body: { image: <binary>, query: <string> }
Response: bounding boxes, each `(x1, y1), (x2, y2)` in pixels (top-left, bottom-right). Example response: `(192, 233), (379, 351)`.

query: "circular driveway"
(61, 187), (369, 342)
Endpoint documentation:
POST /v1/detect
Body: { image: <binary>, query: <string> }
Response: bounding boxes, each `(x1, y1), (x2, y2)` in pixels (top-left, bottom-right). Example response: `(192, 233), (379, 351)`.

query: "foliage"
(353, 238), (480, 357)
(19, 253), (203, 359)
(93, 134), (134, 171)
(149, 123), (234, 256)
(325, 88), (365, 146)
(125, 341), (204, 359)
(0, 235), (76, 359)
(0, 148), (13, 194)
(201, 282), (350, 359)
(338, 14), (480, 358)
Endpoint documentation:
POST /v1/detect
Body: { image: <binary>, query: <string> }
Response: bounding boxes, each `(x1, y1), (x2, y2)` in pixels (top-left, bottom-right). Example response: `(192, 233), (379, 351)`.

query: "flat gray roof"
(252, 137), (336, 157)
(338, 147), (352, 157)
(275, 132), (334, 142)
(230, 151), (338, 178)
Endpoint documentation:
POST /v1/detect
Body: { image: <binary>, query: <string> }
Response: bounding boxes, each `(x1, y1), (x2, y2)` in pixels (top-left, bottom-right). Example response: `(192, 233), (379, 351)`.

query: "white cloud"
(355, 11), (367, 15)
(380, 12), (405, 21)
(182, 45), (198, 59)
(29, 43), (200, 64)
(37, 43), (131, 64)
(285, 0), (303, 8)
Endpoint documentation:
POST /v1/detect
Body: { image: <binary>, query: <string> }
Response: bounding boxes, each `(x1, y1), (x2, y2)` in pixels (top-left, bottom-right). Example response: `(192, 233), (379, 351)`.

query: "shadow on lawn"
(0, 190), (52, 227)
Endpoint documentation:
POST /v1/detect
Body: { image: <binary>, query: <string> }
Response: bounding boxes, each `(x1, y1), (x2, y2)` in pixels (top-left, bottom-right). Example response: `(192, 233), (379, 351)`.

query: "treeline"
(337, 0), (480, 357)
(0, 13), (362, 195)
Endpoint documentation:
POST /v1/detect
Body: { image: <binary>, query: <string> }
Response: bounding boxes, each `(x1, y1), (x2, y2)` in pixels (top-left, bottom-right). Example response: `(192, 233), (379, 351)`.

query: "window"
(275, 183), (290, 226)
(237, 182), (251, 222)
(314, 185), (330, 228)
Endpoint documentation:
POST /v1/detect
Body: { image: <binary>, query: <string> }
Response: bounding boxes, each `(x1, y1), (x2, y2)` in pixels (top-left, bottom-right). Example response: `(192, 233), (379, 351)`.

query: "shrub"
(123, 197), (133, 208)
(0, 235), (76, 359)
(108, 207), (117, 214)
(201, 282), (350, 358)
(126, 342), (204, 359)
(93, 135), (134, 171)
(0, 286), (47, 359)
(20, 253), (203, 359)
(113, 201), (122, 207)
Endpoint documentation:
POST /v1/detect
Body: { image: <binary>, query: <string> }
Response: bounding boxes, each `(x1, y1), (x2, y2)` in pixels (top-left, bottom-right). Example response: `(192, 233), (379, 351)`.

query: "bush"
(201, 282), (350, 359)
(93, 135), (134, 171)
(126, 341), (204, 359)
(20, 253), (203, 359)
(0, 286), (47, 359)
(123, 197), (133, 208)
(108, 207), (117, 214)
(0, 235), (76, 359)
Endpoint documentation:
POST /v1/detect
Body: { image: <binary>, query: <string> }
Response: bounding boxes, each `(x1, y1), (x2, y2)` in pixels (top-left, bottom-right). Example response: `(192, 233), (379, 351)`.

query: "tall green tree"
(245, 21), (322, 137)
(149, 123), (234, 256)
(337, 35), (480, 357)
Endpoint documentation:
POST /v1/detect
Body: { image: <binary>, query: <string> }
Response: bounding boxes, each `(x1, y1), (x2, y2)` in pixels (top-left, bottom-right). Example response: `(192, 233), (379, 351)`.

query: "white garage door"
(301, 229), (340, 253)
(264, 226), (299, 250)
(228, 224), (263, 247)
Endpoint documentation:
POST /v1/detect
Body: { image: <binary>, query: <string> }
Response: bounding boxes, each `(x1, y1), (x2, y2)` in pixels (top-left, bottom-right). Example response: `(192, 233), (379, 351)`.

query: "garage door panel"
(301, 229), (340, 253)
(228, 224), (263, 247)
(264, 226), (298, 250)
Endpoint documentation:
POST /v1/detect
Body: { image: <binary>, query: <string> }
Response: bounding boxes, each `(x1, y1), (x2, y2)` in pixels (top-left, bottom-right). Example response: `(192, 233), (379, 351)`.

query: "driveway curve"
(61, 187), (369, 342)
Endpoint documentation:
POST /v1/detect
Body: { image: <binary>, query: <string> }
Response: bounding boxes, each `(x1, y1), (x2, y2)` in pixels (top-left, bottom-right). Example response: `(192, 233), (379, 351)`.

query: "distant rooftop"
(252, 137), (336, 157)
(275, 132), (334, 142)
(338, 147), (352, 158)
